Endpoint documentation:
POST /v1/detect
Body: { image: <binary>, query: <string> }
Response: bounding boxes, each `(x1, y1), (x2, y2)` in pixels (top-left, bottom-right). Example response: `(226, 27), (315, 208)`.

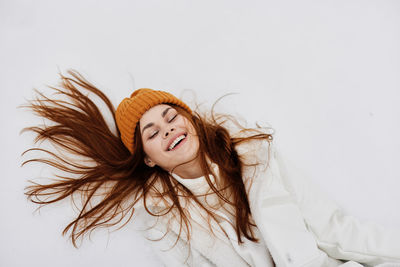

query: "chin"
(176, 139), (200, 165)
(186, 135), (200, 156)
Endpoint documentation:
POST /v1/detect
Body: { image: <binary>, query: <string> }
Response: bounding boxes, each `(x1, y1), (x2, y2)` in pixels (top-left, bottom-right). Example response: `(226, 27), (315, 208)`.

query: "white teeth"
(168, 135), (186, 151)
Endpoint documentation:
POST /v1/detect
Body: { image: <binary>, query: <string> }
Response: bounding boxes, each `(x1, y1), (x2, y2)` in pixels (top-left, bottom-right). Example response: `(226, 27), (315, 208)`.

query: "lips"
(166, 133), (187, 151)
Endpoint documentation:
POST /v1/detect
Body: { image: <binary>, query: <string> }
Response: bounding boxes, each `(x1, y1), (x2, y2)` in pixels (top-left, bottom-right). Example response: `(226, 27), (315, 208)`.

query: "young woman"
(24, 70), (400, 267)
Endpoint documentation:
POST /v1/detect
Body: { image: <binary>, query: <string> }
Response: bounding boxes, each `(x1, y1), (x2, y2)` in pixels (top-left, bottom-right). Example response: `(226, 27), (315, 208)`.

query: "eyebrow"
(141, 107), (172, 134)
(161, 107), (171, 118)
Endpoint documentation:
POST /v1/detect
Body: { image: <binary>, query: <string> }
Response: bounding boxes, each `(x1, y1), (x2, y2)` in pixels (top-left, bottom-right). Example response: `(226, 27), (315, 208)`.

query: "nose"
(163, 127), (175, 138)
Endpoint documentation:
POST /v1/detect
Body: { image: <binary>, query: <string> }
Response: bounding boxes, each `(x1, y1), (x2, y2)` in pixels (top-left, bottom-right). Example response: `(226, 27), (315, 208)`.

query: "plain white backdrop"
(1, 0), (399, 266)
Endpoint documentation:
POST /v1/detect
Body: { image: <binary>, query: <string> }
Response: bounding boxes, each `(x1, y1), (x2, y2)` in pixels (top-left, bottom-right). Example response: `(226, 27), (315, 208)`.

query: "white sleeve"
(145, 224), (216, 267)
(145, 227), (191, 267)
(273, 148), (400, 266)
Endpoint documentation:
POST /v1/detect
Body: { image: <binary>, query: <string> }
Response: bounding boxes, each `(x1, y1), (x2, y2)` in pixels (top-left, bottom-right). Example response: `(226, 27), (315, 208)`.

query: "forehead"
(139, 104), (172, 124)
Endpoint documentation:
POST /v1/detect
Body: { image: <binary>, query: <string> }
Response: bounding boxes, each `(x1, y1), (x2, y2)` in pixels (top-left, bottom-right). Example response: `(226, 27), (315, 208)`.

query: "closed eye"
(149, 130), (159, 139)
(168, 114), (178, 123)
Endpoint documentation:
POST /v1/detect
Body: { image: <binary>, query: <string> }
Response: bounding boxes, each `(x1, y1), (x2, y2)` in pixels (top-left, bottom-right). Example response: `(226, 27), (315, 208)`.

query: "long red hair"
(22, 70), (273, 247)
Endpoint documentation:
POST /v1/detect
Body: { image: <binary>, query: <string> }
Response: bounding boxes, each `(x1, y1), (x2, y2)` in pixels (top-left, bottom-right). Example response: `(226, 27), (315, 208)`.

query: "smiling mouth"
(167, 134), (187, 151)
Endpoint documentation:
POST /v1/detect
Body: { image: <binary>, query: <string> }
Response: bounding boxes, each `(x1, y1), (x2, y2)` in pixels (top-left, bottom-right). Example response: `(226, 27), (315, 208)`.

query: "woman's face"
(139, 104), (200, 172)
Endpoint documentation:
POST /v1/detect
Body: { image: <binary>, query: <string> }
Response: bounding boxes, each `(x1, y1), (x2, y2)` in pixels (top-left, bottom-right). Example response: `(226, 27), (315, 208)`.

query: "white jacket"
(142, 140), (400, 267)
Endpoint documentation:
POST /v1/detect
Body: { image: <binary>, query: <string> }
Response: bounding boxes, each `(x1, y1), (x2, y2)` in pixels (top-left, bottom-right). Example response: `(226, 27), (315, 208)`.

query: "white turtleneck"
(171, 163), (274, 267)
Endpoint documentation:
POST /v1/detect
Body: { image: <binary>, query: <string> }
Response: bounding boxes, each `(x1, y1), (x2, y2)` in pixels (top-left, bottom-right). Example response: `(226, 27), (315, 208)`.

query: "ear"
(144, 156), (156, 167)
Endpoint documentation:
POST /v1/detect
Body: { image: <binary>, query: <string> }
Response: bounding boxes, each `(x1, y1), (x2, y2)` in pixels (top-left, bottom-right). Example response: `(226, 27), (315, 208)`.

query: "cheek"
(181, 117), (196, 134)
(142, 139), (170, 165)
(192, 135), (200, 152)
(142, 140), (159, 157)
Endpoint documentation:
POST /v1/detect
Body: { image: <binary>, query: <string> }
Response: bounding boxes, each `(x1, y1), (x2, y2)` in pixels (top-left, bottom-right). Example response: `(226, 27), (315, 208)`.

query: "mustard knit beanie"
(115, 88), (192, 153)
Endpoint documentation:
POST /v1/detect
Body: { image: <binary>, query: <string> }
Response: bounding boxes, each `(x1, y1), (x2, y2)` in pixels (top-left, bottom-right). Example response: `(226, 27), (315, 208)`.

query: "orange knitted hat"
(115, 88), (192, 153)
